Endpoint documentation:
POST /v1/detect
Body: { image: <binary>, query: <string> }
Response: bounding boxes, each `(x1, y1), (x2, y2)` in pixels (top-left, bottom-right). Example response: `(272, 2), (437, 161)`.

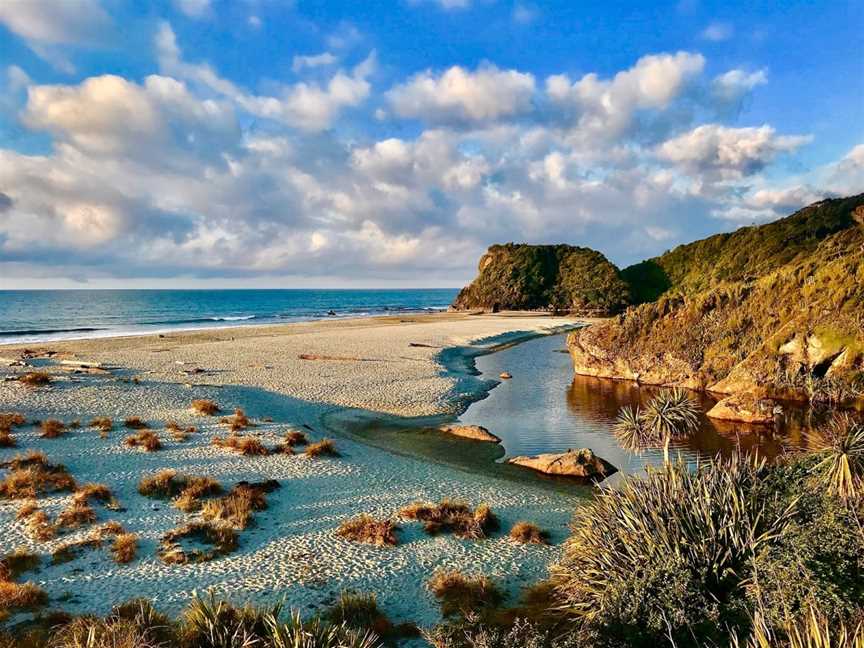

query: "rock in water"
(507, 449), (616, 480)
(499, 371), (512, 379)
(707, 393), (777, 425)
(438, 425), (501, 443)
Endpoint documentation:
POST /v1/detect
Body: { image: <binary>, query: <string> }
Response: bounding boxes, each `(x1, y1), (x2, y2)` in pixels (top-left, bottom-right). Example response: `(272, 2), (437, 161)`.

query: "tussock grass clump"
(124, 429), (161, 451)
(325, 591), (398, 639)
(0, 431), (14, 447)
(19, 372), (51, 387)
(0, 549), (40, 581)
(39, 419), (66, 438)
(191, 399), (220, 416)
(16, 500), (38, 520)
(212, 434), (269, 456)
(166, 420), (196, 442)
(0, 581), (47, 610)
(123, 417), (147, 430)
(89, 417), (113, 437)
(427, 570), (503, 617)
(283, 429), (309, 446)
(200, 482), (276, 529)
(25, 509), (56, 541)
(337, 515), (399, 547)
(0, 412), (26, 430)
(221, 408), (254, 432)
(96, 521), (125, 537)
(305, 438), (339, 458)
(73, 482), (114, 506)
(509, 521), (549, 545)
(400, 499), (499, 539)
(56, 500), (97, 529)
(812, 413), (864, 501)
(158, 522), (238, 564)
(138, 470), (222, 511)
(111, 533), (139, 564)
(0, 453), (76, 499)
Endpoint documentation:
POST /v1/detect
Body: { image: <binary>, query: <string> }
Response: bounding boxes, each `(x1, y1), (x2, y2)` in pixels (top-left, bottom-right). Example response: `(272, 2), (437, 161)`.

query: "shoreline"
(0, 312), (589, 627)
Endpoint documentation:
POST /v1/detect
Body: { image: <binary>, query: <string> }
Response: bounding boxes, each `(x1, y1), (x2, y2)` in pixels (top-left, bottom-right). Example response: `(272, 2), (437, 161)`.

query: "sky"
(0, 0), (862, 289)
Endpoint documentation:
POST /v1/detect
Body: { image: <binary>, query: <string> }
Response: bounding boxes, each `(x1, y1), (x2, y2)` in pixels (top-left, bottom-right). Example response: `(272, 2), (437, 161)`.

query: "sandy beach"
(0, 312), (587, 629)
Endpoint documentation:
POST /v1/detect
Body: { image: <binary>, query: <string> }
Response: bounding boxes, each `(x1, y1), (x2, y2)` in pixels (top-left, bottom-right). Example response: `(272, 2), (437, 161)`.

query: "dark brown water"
(458, 333), (822, 476)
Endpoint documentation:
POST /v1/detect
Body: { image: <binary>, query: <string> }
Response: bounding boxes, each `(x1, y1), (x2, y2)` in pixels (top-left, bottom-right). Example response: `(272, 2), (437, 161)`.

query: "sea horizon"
(0, 288), (459, 345)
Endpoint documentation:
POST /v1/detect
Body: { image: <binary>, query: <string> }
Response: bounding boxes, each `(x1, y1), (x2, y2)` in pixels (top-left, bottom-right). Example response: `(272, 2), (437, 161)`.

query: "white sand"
(0, 313), (586, 631)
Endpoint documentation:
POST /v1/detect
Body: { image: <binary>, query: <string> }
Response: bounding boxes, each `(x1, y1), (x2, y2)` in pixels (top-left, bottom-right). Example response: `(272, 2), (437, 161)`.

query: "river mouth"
(337, 330), (830, 491)
(459, 333), (827, 476)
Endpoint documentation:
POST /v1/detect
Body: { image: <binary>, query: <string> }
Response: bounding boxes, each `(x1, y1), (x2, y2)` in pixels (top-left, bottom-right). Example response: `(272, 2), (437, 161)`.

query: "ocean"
(0, 289), (459, 345)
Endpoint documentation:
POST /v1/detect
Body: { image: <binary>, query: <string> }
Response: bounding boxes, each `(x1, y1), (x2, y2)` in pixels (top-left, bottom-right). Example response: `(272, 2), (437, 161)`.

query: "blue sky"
(0, 0), (861, 288)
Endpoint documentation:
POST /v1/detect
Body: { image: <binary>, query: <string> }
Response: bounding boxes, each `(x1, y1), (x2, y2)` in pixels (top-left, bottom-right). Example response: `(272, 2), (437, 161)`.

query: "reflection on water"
(458, 333), (823, 476)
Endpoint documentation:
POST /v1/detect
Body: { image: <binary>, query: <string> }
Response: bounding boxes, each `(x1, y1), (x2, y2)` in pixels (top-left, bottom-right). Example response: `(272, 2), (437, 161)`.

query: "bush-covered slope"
(568, 195), (864, 407)
(621, 195), (864, 303)
(452, 244), (631, 314)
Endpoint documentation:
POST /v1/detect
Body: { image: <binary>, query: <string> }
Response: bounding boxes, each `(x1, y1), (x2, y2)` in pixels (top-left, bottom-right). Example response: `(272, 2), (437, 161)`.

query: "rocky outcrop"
(507, 449), (616, 480)
(567, 195), (864, 422)
(438, 424), (501, 443)
(706, 393), (779, 425)
(452, 243), (631, 314)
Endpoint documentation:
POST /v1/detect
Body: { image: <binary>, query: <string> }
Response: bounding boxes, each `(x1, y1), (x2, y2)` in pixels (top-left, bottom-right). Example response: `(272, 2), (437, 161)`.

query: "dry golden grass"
(138, 471), (222, 512)
(283, 430), (308, 446)
(337, 515), (400, 547)
(19, 372), (51, 387)
(0, 549), (40, 581)
(0, 454), (76, 499)
(111, 533), (139, 564)
(200, 483), (270, 529)
(39, 419), (66, 438)
(508, 521), (549, 544)
(305, 438), (339, 458)
(399, 499), (498, 539)
(123, 417), (147, 430)
(427, 569), (503, 617)
(0, 412), (25, 429)
(124, 430), (161, 452)
(191, 399), (219, 416)
(221, 408), (254, 432)
(16, 501), (38, 520)
(73, 483), (113, 506)
(25, 510), (56, 541)
(89, 417), (113, 437)
(158, 522), (238, 564)
(212, 434), (269, 456)
(165, 420), (196, 442)
(174, 477), (223, 513)
(0, 431), (14, 448)
(95, 521), (125, 537)
(56, 500), (96, 529)
(0, 581), (47, 610)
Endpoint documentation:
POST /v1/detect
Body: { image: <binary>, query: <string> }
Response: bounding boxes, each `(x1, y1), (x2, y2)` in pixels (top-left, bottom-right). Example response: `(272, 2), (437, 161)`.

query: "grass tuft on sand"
(337, 515), (400, 547)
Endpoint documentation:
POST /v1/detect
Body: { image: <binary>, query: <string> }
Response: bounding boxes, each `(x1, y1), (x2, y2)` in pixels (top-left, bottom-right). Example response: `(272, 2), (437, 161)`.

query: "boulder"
(707, 393), (778, 425)
(499, 371), (512, 379)
(507, 448), (616, 480)
(438, 424), (501, 443)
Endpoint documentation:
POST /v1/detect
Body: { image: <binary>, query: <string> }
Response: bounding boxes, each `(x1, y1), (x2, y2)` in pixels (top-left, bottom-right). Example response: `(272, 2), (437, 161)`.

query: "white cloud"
(712, 68), (767, 106)
(0, 0), (112, 72)
(156, 22), (373, 132)
(387, 64), (535, 124)
(410, 0), (472, 9)
(700, 21), (734, 42)
(512, 3), (539, 24)
(174, 0), (212, 19)
(658, 124), (811, 178)
(292, 52), (339, 73)
(546, 51), (705, 138)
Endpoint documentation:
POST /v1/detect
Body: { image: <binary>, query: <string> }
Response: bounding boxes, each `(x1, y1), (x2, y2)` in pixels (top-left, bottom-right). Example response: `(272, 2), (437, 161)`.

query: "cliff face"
(452, 244), (631, 315)
(568, 195), (864, 409)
